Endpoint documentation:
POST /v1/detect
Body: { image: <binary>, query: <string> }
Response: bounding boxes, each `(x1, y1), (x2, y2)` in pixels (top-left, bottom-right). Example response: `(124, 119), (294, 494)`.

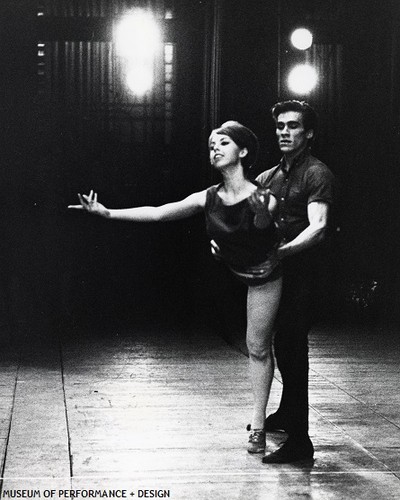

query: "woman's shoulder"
(205, 183), (223, 199)
(206, 182), (223, 192)
(204, 183), (222, 210)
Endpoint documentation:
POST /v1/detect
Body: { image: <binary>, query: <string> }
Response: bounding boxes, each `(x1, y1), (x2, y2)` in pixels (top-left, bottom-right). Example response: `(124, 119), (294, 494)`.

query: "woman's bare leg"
(246, 277), (282, 430)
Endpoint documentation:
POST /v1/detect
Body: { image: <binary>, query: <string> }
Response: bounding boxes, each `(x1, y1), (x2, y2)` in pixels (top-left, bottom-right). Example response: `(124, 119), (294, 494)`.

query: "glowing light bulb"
(126, 67), (153, 95)
(290, 28), (313, 50)
(116, 10), (161, 61)
(287, 64), (318, 94)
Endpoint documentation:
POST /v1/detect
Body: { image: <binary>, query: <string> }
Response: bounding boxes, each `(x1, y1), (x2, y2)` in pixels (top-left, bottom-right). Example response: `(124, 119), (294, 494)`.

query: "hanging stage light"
(126, 67), (154, 95)
(287, 64), (318, 94)
(116, 10), (161, 61)
(116, 10), (161, 95)
(290, 28), (313, 50)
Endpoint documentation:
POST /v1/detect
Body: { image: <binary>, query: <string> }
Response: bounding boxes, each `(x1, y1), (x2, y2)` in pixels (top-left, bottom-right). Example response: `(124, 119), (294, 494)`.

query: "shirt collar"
(279, 148), (310, 173)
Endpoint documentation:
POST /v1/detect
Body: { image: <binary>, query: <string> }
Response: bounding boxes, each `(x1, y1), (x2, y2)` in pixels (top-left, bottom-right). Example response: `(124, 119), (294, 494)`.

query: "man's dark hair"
(271, 100), (318, 134)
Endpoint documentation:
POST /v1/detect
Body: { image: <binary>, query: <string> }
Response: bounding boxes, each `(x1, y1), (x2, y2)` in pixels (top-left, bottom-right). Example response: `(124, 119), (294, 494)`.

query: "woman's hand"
(248, 187), (270, 215)
(68, 190), (110, 217)
(210, 239), (222, 261)
(249, 188), (272, 228)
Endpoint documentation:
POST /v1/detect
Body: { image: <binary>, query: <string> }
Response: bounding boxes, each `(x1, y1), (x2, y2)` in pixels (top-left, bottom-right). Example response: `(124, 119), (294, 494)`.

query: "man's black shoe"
(262, 438), (314, 464)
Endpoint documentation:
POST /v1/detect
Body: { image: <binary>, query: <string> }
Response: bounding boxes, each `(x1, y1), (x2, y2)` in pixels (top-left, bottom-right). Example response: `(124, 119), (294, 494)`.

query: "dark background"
(0, 0), (398, 340)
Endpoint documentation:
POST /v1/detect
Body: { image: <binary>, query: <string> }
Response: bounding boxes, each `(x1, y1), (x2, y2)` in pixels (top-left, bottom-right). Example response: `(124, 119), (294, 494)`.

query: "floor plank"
(0, 322), (399, 499)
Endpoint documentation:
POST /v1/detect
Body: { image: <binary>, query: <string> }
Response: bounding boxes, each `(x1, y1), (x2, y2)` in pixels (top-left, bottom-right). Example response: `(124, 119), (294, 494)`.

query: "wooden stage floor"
(0, 320), (399, 499)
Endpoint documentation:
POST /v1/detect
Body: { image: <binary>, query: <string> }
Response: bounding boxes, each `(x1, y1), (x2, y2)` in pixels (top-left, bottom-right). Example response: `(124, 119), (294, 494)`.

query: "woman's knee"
(247, 339), (272, 361)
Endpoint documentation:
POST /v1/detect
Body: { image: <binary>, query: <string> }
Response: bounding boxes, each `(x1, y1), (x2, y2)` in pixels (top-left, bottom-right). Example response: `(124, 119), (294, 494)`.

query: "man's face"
(275, 111), (313, 157)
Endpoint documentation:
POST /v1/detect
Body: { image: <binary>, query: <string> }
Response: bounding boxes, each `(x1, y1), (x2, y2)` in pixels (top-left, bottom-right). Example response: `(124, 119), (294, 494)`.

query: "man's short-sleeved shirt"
(256, 150), (335, 243)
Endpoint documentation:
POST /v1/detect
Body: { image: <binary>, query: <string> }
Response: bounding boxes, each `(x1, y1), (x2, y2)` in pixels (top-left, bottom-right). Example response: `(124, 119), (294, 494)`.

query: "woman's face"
(209, 132), (247, 169)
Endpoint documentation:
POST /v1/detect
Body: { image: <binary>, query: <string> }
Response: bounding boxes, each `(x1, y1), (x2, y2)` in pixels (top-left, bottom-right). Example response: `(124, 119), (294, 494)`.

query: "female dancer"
(69, 121), (282, 454)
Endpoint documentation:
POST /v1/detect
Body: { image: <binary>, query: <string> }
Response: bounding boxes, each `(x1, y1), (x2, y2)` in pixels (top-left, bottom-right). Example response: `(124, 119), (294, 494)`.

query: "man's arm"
(277, 201), (329, 259)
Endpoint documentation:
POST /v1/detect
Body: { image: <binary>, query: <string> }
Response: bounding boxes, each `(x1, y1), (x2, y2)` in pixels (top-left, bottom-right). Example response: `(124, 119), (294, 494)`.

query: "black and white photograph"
(0, 0), (399, 498)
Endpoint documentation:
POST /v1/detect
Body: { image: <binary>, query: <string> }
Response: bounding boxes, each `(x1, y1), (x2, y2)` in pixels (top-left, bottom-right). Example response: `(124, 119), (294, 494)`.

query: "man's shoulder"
(306, 154), (330, 170)
(305, 155), (334, 179)
(255, 164), (280, 184)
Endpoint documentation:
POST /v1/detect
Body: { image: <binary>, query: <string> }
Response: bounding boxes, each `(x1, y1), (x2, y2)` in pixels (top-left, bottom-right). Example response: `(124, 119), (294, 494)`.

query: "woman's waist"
(228, 250), (281, 285)
(220, 243), (279, 270)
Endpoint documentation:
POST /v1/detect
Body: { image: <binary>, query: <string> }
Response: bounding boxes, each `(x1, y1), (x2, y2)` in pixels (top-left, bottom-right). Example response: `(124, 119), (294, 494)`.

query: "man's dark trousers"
(273, 250), (318, 439)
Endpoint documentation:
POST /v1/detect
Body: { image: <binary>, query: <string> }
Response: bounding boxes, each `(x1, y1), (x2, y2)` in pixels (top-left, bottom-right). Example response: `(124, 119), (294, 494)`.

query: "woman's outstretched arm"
(68, 189), (207, 222)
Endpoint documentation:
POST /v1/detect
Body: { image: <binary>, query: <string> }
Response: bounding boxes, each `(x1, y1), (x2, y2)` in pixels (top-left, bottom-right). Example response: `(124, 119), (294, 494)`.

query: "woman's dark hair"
(271, 100), (318, 135)
(210, 120), (259, 172)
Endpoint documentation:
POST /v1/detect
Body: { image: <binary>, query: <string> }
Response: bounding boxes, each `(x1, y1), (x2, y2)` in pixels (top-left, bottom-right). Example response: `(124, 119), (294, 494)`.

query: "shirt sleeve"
(256, 167), (279, 197)
(306, 163), (335, 205)
(255, 170), (268, 185)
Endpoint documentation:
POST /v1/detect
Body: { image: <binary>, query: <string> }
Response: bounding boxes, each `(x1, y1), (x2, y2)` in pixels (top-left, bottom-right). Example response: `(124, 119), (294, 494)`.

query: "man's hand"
(276, 201), (330, 258)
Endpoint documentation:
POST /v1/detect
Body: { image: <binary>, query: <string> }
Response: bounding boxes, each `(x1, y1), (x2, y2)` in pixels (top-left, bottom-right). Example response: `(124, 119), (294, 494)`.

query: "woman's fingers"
(255, 188), (269, 204)
(210, 239), (222, 259)
(69, 191), (99, 212)
(78, 193), (89, 207)
(80, 191), (97, 207)
(249, 188), (270, 213)
(210, 239), (220, 250)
